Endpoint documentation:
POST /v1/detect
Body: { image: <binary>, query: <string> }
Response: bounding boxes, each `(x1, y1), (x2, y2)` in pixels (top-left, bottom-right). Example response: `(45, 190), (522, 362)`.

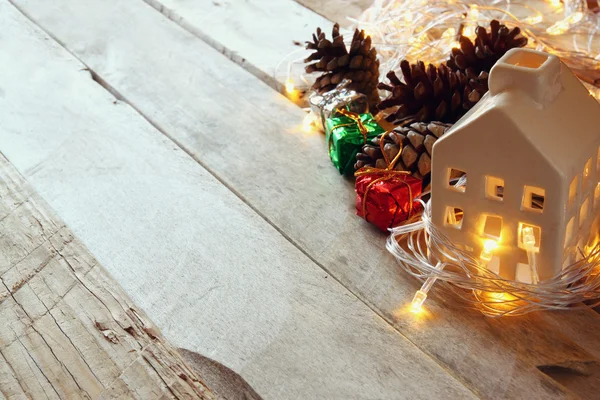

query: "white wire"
(387, 198), (600, 316)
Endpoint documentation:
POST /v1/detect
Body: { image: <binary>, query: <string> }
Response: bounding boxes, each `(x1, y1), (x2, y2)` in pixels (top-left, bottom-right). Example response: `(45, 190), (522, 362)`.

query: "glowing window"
(485, 176), (504, 202)
(446, 207), (464, 229)
(564, 216), (575, 247)
(447, 168), (466, 193)
(515, 263), (533, 284)
(483, 215), (503, 239)
(487, 256), (500, 274)
(568, 176), (578, 208)
(583, 158), (592, 189)
(522, 185), (545, 213)
(518, 223), (541, 252)
(580, 197), (590, 227)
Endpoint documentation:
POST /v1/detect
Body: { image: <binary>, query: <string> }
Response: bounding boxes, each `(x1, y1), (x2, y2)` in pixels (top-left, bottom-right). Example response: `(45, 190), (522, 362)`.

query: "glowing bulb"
(521, 226), (540, 284)
(522, 227), (536, 248)
(285, 78), (296, 93)
(484, 239), (498, 252)
(409, 262), (444, 313)
(302, 112), (317, 133)
(411, 290), (427, 312)
(548, 0), (562, 8)
(489, 292), (507, 301)
(524, 15), (543, 25)
(480, 239), (498, 263)
(442, 27), (456, 39)
(546, 12), (583, 35)
(468, 5), (479, 19)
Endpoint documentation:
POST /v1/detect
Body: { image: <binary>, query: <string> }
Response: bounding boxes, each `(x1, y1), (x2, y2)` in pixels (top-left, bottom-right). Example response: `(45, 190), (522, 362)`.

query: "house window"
(445, 207), (464, 229)
(583, 158), (593, 189)
(515, 263), (533, 284)
(486, 256), (500, 274)
(568, 176), (578, 208)
(522, 185), (545, 213)
(580, 196), (590, 227)
(447, 168), (466, 193)
(564, 216), (575, 247)
(483, 215), (503, 239)
(485, 176), (504, 202)
(518, 223), (541, 252)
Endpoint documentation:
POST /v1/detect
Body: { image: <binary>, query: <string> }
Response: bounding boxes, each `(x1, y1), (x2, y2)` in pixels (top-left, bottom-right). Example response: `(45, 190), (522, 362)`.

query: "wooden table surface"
(2, 0), (600, 399)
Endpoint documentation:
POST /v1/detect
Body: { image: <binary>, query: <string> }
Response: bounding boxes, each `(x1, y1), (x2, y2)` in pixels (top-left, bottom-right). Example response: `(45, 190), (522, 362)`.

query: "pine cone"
(447, 20), (528, 75)
(376, 61), (488, 125)
(305, 24), (380, 109)
(355, 121), (452, 189)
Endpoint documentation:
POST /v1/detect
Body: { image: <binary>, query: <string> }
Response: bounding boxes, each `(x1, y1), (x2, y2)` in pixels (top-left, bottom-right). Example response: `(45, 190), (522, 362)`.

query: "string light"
(521, 226), (540, 284)
(285, 78), (296, 94)
(411, 262), (444, 311)
(548, 0), (562, 9)
(302, 111), (318, 133)
(387, 199), (600, 316)
(346, 0), (600, 90)
(480, 239), (498, 263)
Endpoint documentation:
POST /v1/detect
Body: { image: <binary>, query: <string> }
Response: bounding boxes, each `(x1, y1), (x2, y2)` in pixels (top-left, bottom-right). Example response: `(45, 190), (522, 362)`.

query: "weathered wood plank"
(0, 154), (213, 399)
(0, 1), (475, 398)
(295, 0), (372, 27)
(14, 0), (600, 398)
(141, 0), (332, 96)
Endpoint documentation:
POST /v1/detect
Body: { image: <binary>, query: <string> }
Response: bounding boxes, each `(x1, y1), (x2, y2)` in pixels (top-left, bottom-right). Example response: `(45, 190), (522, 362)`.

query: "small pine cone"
(305, 24), (380, 109)
(447, 20), (528, 75)
(376, 61), (488, 125)
(355, 121), (453, 189)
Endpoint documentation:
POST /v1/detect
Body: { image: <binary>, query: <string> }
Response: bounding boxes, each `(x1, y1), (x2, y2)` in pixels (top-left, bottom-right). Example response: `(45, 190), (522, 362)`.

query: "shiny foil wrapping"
(309, 80), (369, 131)
(325, 111), (384, 175)
(355, 170), (422, 232)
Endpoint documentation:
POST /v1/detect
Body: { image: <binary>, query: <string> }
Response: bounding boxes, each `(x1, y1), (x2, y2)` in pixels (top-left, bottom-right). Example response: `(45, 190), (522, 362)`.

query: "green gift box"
(325, 110), (384, 175)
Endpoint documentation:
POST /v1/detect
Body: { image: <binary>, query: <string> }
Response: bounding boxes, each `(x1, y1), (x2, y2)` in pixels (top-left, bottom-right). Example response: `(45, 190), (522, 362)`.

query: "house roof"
(447, 49), (600, 179)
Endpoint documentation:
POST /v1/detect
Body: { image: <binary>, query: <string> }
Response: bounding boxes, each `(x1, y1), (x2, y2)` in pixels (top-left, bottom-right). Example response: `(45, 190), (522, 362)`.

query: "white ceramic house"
(431, 48), (600, 283)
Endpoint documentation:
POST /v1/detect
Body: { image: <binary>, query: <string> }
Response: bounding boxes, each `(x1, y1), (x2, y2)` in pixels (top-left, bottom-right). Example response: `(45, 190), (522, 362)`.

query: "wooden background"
(1, 0), (600, 398)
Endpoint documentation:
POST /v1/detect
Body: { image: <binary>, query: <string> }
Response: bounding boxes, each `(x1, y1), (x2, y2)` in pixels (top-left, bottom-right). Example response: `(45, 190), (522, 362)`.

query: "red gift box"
(355, 168), (422, 232)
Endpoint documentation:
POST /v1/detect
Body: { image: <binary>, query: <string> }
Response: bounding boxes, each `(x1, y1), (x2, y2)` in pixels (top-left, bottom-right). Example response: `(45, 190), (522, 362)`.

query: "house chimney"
(488, 49), (562, 107)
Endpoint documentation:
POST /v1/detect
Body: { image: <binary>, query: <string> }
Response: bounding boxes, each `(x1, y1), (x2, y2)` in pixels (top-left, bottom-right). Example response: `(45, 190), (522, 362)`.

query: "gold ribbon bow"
(332, 108), (369, 143)
(354, 130), (415, 227)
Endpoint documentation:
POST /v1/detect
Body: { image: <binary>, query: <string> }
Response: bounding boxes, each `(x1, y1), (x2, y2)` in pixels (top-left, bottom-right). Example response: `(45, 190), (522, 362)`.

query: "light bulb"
(480, 239), (498, 262)
(409, 262), (444, 312)
(522, 226), (536, 248)
(521, 226), (540, 284)
(302, 112), (317, 133)
(285, 78), (296, 94)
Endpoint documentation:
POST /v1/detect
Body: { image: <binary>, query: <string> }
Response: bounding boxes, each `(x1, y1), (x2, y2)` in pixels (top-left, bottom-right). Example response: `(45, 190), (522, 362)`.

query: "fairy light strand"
(387, 197), (600, 317)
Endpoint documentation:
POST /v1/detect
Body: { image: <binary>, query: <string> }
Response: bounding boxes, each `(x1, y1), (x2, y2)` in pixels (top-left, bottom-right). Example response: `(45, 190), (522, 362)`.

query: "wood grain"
(13, 0), (600, 398)
(0, 1), (475, 398)
(295, 0), (372, 27)
(0, 154), (213, 399)
(141, 0), (333, 99)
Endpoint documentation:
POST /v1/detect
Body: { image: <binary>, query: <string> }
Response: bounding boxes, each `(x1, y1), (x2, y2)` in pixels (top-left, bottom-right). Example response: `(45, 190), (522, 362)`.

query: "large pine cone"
(305, 24), (380, 109)
(447, 20), (528, 75)
(355, 121), (452, 190)
(376, 61), (488, 125)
